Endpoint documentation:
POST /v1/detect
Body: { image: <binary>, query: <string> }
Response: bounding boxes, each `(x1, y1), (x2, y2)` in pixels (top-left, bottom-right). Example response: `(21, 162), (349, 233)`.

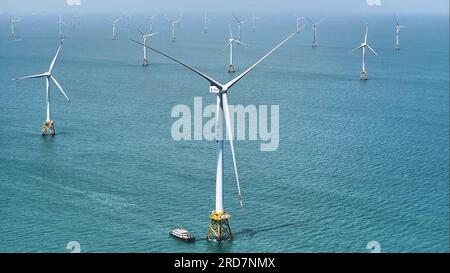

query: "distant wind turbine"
(252, 14), (259, 32)
(296, 16), (304, 31)
(233, 14), (247, 41)
(204, 13), (210, 34)
(171, 19), (181, 42)
(306, 17), (325, 47)
(112, 18), (121, 40)
(225, 25), (247, 73)
(57, 15), (66, 40)
(139, 29), (159, 66)
(149, 15), (157, 33)
(352, 24), (379, 80)
(10, 17), (21, 38)
(394, 14), (406, 50)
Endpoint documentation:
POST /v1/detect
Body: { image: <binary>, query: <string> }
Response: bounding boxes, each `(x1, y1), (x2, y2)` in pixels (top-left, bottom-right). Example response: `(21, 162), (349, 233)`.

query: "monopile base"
(42, 120), (55, 136)
(360, 70), (368, 81)
(207, 211), (233, 242)
(143, 59), (149, 66)
(394, 45), (400, 50)
(228, 64), (235, 73)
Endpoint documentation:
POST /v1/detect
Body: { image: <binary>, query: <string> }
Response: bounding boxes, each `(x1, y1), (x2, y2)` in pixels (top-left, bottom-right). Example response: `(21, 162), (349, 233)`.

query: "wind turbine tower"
(139, 30), (158, 66)
(352, 24), (379, 80)
(252, 14), (259, 32)
(13, 43), (72, 135)
(132, 28), (300, 241)
(171, 19), (181, 42)
(394, 14), (406, 50)
(10, 17), (21, 38)
(306, 17), (324, 47)
(112, 18), (121, 40)
(226, 25), (246, 73)
(233, 14), (247, 41)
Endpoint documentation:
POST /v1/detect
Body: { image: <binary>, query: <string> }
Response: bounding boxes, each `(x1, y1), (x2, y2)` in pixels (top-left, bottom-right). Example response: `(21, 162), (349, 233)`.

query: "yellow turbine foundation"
(42, 120), (55, 136)
(207, 211), (233, 241)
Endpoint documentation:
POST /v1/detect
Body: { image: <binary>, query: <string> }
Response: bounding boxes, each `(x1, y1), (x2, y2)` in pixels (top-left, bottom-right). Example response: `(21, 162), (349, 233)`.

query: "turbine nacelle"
(209, 85), (223, 94)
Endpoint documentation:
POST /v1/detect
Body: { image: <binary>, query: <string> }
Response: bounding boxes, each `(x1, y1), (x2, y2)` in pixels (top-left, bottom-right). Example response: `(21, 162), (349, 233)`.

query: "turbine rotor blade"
(229, 24), (233, 39)
(233, 13), (241, 23)
(224, 41), (232, 50)
(394, 14), (399, 26)
(130, 39), (223, 89)
(235, 40), (247, 46)
(13, 73), (46, 80)
(352, 45), (363, 52)
(364, 25), (368, 44)
(138, 29), (145, 36)
(222, 93), (243, 208)
(50, 76), (71, 102)
(297, 24), (306, 32)
(367, 44), (379, 56)
(49, 43), (63, 73)
(223, 30), (298, 90)
(144, 32), (159, 38)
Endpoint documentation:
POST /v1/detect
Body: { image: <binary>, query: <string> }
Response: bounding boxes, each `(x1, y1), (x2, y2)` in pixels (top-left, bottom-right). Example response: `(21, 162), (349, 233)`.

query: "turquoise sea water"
(0, 13), (448, 252)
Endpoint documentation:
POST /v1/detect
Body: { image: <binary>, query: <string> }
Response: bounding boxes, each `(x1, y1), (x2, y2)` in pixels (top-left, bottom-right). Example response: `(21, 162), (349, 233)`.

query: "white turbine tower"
(252, 14), (259, 32)
(225, 25), (247, 73)
(171, 19), (181, 42)
(10, 17), (21, 38)
(13, 43), (71, 135)
(204, 13), (210, 34)
(131, 28), (299, 241)
(139, 30), (158, 66)
(306, 17), (324, 47)
(394, 14), (406, 50)
(112, 18), (121, 40)
(233, 14), (247, 41)
(57, 14), (66, 40)
(352, 25), (379, 80)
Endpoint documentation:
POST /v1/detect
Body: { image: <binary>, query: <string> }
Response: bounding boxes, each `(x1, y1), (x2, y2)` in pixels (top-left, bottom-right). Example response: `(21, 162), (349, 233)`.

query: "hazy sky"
(0, 0), (448, 14)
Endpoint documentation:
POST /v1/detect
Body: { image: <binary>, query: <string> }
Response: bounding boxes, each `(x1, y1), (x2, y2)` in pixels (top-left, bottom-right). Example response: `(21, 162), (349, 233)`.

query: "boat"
(169, 227), (195, 242)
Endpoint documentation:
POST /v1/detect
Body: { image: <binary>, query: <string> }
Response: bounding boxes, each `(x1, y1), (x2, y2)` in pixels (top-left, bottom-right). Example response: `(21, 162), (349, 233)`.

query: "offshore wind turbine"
(204, 13), (210, 34)
(112, 18), (121, 40)
(394, 14), (406, 50)
(225, 25), (247, 73)
(57, 14), (66, 40)
(171, 19), (181, 42)
(149, 15), (157, 33)
(139, 30), (158, 66)
(252, 14), (259, 32)
(131, 28), (300, 242)
(296, 16), (304, 31)
(306, 17), (324, 47)
(10, 17), (21, 38)
(13, 43), (71, 135)
(352, 25), (379, 80)
(233, 14), (247, 41)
